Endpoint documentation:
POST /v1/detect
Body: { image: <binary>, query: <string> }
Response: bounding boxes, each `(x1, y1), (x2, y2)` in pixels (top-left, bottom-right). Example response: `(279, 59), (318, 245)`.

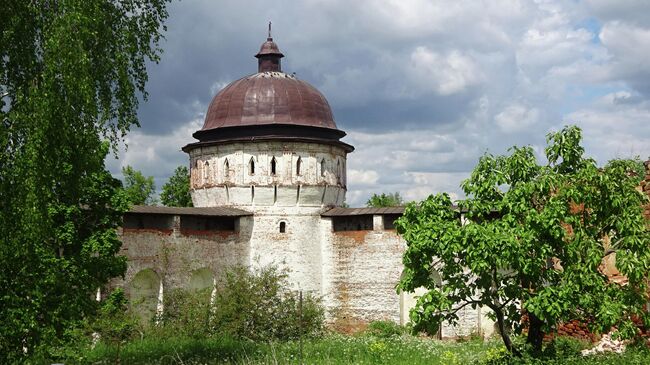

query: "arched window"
(270, 157), (277, 176)
(296, 156), (302, 176)
(223, 159), (230, 178)
(204, 161), (210, 184)
(336, 159), (341, 183)
(320, 159), (326, 177)
(249, 157), (255, 175)
(279, 221), (286, 233)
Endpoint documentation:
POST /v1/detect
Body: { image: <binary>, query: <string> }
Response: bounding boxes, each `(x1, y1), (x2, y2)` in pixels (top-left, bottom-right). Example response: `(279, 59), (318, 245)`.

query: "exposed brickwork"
(545, 160), (650, 342)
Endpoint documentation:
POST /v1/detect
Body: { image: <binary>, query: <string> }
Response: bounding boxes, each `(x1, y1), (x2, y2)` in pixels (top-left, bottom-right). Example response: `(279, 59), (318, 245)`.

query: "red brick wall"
(549, 160), (650, 342)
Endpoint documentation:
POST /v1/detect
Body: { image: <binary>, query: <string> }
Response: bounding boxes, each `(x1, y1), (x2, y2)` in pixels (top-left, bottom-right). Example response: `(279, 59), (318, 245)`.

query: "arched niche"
(129, 269), (161, 323)
(189, 268), (215, 292)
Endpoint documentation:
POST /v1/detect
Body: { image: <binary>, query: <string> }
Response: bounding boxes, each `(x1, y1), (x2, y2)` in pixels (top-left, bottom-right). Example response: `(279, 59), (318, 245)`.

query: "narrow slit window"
(204, 161), (210, 183)
(336, 159), (341, 183)
(320, 159), (326, 177)
(249, 157), (255, 175)
(296, 156), (302, 176)
(279, 221), (286, 233)
(271, 157), (277, 175)
(251, 186), (255, 203)
(224, 159), (230, 177)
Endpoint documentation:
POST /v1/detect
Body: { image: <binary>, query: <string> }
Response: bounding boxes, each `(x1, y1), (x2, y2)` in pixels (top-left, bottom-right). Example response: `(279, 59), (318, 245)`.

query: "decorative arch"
(296, 156), (302, 176)
(270, 156), (277, 176)
(249, 156), (255, 175)
(129, 269), (161, 323)
(204, 161), (211, 184)
(223, 158), (230, 178)
(320, 158), (326, 177)
(189, 268), (215, 292)
(336, 159), (341, 184)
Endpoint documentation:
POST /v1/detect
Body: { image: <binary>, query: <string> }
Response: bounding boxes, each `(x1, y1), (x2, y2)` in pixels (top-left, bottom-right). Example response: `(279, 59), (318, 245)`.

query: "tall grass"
(71, 333), (650, 365)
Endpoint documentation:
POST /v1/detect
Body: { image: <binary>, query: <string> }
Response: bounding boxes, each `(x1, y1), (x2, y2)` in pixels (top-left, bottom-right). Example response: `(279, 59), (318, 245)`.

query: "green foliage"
(92, 289), (140, 348)
(365, 320), (408, 338)
(0, 0), (170, 360)
(397, 125), (650, 354)
(367, 192), (404, 207)
(543, 336), (590, 359)
(212, 264), (325, 341)
(160, 165), (193, 207)
(157, 288), (213, 337)
(122, 165), (157, 205)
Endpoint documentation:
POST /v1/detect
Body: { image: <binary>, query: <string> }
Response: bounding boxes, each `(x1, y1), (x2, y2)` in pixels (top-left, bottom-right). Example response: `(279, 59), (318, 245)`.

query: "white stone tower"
(182, 29), (354, 293)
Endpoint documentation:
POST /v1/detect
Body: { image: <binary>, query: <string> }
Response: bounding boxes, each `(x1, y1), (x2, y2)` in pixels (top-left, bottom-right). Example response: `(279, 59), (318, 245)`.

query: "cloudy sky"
(107, 0), (650, 207)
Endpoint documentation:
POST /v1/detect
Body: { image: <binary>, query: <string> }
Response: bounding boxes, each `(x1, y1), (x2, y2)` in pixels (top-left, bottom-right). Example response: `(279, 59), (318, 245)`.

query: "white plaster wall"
(319, 216), (406, 331)
(319, 215), (496, 337)
(245, 206), (327, 294)
(187, 141), (348, 208)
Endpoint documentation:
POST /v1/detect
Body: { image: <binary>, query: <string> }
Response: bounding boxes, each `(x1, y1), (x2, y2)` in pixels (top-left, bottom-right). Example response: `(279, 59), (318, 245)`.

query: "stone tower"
(182, 31), (354, 292)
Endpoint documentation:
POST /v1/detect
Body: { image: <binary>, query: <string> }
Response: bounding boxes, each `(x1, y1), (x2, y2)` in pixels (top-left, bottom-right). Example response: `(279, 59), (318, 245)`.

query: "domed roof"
(201, 72), (338, 131)
(185, 28), (353, 153)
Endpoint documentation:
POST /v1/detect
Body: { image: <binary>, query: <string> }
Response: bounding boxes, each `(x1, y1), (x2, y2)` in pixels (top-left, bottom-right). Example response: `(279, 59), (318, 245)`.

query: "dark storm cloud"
(113, 0), (650, 207)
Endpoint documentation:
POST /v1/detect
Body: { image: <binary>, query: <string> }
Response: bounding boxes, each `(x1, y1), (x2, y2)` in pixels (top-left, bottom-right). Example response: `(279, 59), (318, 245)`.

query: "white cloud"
(409, 48), (484, 95)
(347, 169), (379, 186)
(494, 103), (541, 132)
(110, 0), (650, 207)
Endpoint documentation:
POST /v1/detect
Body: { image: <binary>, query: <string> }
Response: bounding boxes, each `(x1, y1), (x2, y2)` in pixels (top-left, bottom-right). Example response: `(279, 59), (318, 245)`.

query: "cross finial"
(268, 21), (272, 40)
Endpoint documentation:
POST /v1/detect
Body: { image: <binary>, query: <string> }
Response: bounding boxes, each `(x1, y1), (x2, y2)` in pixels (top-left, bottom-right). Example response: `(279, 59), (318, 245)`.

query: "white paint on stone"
(117, 138), (495, 339)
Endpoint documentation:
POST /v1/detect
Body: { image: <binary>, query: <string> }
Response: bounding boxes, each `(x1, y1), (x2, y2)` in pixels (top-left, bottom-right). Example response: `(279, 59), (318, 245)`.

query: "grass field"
(65, 334), (650, 365)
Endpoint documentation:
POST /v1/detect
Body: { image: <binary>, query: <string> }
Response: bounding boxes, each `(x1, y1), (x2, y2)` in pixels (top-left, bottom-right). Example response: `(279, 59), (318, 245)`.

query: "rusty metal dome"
(200, 72), (338, 131)
(186, 30), (352, 152)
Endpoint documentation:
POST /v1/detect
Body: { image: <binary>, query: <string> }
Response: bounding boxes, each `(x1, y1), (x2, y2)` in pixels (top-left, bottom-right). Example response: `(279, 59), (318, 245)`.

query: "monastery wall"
(246, 206), (327, 294)
(114, 213), (253, 319)
(320, 215), (405, 332)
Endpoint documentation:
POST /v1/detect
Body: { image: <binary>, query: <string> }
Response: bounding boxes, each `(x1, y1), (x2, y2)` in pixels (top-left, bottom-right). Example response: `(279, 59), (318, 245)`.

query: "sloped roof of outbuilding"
(128, 205), (252, 217)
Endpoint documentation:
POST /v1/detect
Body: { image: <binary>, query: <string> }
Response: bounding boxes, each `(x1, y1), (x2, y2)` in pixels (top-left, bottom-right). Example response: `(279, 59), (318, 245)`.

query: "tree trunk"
(494, 308), (515, 354)
(526, 312), (544, 354)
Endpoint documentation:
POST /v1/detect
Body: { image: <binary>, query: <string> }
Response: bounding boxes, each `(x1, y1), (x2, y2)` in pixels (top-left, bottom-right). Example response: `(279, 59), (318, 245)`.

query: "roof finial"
(268, 21), (272, 40)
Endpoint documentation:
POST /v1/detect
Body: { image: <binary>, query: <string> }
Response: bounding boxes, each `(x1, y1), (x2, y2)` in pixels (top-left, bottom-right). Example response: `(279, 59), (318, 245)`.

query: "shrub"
(543, 336), (590, 359)
(211, 264), (325, 341)
(157, 287), (213, 337)
(365, 320), (407, 338)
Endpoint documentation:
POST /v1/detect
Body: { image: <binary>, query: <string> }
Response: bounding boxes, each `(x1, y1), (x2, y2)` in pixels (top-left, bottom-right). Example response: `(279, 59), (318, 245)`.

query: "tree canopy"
(161, 166), (193, 207)
(0, 0), (169, 360)
(122, 165), (157, 205)
(396, 126), (650, 354)
(367, 192), (404, 207)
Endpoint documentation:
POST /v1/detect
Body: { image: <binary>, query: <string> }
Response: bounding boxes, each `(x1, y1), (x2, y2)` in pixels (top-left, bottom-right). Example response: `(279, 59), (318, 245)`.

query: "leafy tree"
(367, 192), (404, 207)
(0, 0), (169, 361)
(397, 126), (650, 355)
(161, 166), (193, 207)
(122, 165), (157, 205)
(91, 289), (139, 363)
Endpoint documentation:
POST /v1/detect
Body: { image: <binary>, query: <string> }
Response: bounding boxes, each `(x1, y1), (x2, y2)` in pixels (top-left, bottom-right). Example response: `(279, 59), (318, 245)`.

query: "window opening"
(279, 221), (286, 233)
(336, 159), (341, 183)
(249, 157), (255, 175)
(224, 159), (230, 177)
(296, 156), (302, 176)
(271, 157), (277, 175)
(320, 159), (326, 177)
(251, 186), (255, 203)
